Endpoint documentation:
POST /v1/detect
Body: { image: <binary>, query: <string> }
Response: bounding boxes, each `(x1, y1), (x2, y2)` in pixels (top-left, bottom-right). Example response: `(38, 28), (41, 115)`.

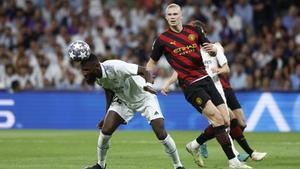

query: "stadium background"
(1, 0), (300, 169)
(0, 0), (299, 131)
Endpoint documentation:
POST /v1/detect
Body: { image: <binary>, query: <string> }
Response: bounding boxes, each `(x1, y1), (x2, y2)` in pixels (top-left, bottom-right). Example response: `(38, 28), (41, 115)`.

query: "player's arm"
(138, 66), (157, 95)
(211, 42), (230, 75)
(211, 63), (230, 75)
(161, 71), (178, 96)
(146, 37), (163, 73)
(137, 66), (154, 84)
(191, 21), (217, 56)
(97, 89), (114, 129)
(146, 58), (158, 74)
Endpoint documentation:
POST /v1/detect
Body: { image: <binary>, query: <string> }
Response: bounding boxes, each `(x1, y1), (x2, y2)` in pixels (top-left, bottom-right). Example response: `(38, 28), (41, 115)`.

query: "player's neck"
(169, 24), (183, 33)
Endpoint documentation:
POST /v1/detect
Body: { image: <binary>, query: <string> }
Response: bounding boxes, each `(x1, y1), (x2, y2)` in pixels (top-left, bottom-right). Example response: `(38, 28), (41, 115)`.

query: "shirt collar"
(100, 62), (107, 79)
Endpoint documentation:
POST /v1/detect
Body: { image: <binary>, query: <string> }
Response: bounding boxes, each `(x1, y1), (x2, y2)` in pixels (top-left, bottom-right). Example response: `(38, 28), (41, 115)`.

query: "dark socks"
(196, 125), (215, 145)
(214, 125), (235, 160)
(230, 119), (254, 155)
(240, 125), (246, 132)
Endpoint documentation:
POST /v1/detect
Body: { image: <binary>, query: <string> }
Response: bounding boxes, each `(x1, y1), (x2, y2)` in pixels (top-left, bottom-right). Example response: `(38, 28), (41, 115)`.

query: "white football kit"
(96, 60), (163, 123)
(201, 42), (228, 104)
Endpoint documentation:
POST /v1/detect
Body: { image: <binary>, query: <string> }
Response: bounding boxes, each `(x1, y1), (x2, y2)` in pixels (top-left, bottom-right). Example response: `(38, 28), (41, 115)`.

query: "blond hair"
(165, 3), (181, 15)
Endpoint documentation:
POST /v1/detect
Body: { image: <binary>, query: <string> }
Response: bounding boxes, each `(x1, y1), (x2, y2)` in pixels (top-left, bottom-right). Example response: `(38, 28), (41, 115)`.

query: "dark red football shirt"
(150, 25), (210, 88)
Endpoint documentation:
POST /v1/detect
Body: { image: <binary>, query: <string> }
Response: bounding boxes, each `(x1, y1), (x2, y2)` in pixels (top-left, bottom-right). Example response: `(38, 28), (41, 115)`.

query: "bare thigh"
(101, 110), (125, 135)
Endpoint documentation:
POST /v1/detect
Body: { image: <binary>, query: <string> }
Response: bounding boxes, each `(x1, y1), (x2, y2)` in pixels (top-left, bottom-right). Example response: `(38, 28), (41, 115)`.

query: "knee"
(156, 129), (168, 140)
(224, 118), (230, 127)
(101, 127), (114, 135)
(239, 119), (247, 128)
(209, 112), (225, 127)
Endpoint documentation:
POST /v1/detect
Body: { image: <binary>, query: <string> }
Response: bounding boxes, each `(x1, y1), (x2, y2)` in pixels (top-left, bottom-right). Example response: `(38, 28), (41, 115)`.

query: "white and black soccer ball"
(68, 40), (91, 61)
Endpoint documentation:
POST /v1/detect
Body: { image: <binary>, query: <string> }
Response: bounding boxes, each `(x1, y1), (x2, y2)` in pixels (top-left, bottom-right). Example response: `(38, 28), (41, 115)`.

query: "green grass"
(0, 130), (299, 169)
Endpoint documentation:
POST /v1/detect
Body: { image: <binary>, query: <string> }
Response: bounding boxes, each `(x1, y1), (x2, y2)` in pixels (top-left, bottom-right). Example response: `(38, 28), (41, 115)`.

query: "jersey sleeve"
(194, 26), (210, 45)
(150, 37), (163, 62)
(215, 43), (228, 66)
(110, 60), (138, 77)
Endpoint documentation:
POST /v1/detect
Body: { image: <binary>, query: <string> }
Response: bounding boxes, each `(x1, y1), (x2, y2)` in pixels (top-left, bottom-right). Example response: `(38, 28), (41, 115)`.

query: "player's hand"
(203, 43), (217, 56)
(97, 119), (104, 129)
(161, 85), (170, 96)
(143, 85), (157, 95)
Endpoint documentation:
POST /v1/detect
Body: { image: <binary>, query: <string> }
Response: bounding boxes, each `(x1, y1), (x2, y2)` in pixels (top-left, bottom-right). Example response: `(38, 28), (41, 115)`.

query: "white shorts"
(108, 94), (164, 124)
(214, 80), (227, 104)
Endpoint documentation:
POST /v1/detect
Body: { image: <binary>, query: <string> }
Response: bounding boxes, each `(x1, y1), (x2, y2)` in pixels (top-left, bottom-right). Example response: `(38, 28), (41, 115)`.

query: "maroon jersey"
(219, 74), (232, 89)
(150, 25), (210, 88)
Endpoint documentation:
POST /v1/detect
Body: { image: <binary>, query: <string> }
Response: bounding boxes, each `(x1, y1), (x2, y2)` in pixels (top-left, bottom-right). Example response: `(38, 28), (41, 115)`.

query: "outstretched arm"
(137, 66), (154, 83)
(211, 42), (229, 75)
(137, 66), (157, 95)
(211, 63), (230, 75)
(161, 71), (178, 96)
(146, 58), (158, 74)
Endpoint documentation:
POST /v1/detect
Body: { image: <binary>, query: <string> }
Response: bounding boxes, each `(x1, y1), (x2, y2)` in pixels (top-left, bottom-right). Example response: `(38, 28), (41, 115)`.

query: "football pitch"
(0, 130), (299, 169)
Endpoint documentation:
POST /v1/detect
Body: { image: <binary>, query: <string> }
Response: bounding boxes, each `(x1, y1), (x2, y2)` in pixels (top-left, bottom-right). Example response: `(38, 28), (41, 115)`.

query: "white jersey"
(96, 60), (148, 104)
(200, 43), (228, 103)
(96, 60), (164, 123)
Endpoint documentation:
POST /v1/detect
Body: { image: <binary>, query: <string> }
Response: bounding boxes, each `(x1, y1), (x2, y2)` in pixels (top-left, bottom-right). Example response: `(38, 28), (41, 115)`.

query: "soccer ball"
(68, 40), (91, 61)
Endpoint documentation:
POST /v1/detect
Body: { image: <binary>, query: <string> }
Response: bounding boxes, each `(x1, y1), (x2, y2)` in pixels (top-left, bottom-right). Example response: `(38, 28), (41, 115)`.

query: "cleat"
(238, 153), (250, 162)
(176, 167), (185, 169)
(251, 151), (267, 161)
(186, 142), (204, 167)
(200, 143), (208, 158)
(85, 163), (106, 169)
(229, 159), (252, 169)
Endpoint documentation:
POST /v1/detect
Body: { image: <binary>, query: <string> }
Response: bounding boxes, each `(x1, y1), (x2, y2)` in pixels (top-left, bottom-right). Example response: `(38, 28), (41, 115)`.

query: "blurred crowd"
(0, 0), (300, 92)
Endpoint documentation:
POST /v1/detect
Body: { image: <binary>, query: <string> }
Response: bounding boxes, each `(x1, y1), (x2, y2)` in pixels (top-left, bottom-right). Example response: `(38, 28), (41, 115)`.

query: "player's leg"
(202, 80), (238, 163)
(225, 88), (247, 130)
(230, 109), (267, 161)
(184, 78), (251, 168)
(208, 81), (240, 158)
(233, 108), (247, 130)
(85, 110), (125, 169)
(225, 88), (267, 161)
(86, 97), (132, 169)
(142, 95), (184, 169)
(228, 109), (250, 161)
(202, 101), (237, 159)
(151, 118), (184, 169)
(195, 109), (239, 160)
(198, 81), (228, 159)
(225, 89), (253, 156)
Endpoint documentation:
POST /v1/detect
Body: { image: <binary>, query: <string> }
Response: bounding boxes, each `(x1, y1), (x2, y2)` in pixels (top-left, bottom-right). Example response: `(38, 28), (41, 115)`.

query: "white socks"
(97, 132), (183, 168)
(97, 131), (111, 168)
(160, 134), (183, 168)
